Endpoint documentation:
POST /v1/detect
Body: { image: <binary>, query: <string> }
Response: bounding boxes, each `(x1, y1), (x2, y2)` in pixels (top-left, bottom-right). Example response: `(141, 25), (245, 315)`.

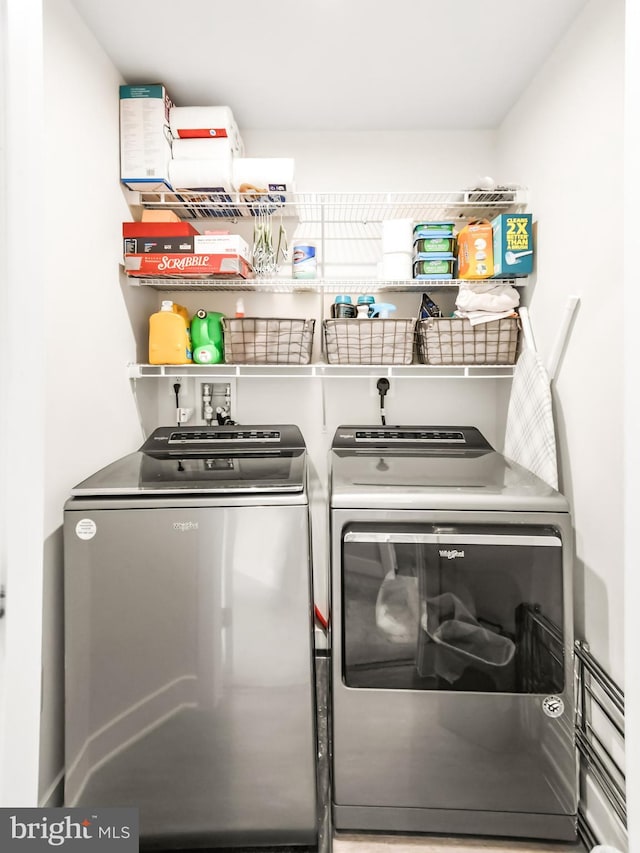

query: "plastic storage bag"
(375, 571), (419, 645)
(421, 592), (515, 682)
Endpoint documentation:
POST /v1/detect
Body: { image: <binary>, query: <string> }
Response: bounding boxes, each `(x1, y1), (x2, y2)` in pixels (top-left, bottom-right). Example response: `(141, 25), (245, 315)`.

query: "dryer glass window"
(341, 524), (565, 693)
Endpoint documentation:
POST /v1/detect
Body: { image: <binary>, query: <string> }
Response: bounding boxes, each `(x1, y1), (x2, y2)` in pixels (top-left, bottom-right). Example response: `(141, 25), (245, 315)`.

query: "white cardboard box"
(120, 84), (174, 192)
(194, 234), (251, 264)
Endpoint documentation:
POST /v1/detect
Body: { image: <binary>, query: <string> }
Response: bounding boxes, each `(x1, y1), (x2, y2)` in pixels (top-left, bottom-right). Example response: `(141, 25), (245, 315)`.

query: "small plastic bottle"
(356, 294), (376, 318)
(331, 295), (356, 318)
(370, 302), (397, 319)
(235, 298), (245, 318)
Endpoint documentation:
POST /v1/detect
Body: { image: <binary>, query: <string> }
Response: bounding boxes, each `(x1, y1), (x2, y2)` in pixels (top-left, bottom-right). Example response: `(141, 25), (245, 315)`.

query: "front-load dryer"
(329, 425), (577, 842)
(63, 424), (318, 850)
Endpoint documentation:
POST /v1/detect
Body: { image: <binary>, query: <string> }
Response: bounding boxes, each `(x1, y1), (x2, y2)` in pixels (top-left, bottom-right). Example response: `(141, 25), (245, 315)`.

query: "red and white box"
(124, 253), (252, 279)
(168, 106), (244, 156)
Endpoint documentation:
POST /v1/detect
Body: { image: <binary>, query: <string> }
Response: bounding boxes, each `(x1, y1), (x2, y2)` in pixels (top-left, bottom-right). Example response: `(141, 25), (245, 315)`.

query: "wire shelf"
(127, 362), (517, 380)
(125, 276), (524, 294)
(132, 188), (528, 224)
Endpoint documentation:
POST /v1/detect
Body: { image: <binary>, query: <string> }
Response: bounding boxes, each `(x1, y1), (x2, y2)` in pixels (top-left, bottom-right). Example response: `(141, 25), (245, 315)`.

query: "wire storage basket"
(416, 315), (520, 365)
(323, 319), (417, 365)
(222, 318), (315, 364)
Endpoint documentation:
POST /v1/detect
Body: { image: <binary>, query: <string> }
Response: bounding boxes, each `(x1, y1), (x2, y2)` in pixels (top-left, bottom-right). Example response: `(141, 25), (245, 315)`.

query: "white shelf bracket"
(128, 376), (148, 441)
(518, 297), (579, 382)
(547, 295), (580, 383)
(319, 369), (328, 433)
(518, 305), (537, 354)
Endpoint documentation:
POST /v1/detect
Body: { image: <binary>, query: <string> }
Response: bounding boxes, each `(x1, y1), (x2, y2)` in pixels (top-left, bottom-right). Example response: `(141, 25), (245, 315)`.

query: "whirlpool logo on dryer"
(173, 521), (199, 532)
(439, 549), (465, 559)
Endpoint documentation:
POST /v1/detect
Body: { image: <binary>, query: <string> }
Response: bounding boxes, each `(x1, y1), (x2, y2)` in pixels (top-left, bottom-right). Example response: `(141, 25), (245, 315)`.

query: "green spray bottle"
(191, 309), (225, 365)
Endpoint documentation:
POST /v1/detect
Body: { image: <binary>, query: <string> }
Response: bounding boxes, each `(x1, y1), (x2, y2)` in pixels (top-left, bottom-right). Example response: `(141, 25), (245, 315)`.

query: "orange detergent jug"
(149, 301), (193, 364)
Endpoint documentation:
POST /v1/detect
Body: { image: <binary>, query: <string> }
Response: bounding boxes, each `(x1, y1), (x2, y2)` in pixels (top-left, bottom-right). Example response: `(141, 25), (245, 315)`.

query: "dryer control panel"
(331, 425), (493, 451)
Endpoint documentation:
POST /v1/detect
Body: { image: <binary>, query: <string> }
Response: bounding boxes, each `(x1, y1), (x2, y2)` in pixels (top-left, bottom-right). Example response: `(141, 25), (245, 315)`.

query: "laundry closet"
(0, 0), (636, 851)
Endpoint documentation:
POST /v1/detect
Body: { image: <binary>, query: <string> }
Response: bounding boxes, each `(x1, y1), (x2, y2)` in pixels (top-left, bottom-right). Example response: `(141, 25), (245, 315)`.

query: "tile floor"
(332, 833), (586, 852)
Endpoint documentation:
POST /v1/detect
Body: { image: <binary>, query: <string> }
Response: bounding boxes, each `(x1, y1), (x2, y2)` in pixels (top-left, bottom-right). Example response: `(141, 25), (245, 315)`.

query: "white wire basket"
(416, 316), (520, 365)
(323, 319), (417, 365)
(222, 317), (315, 364)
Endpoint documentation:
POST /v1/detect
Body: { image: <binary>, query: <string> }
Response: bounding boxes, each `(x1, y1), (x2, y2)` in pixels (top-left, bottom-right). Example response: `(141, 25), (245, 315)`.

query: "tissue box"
(492, 214), (533, 277)
(120, 84), (174, 192)
(194, 234), (251, 263)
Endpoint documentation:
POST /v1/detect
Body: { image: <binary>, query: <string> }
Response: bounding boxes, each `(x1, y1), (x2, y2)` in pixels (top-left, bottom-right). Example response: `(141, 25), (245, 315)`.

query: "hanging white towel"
(504, 347), (558, 489)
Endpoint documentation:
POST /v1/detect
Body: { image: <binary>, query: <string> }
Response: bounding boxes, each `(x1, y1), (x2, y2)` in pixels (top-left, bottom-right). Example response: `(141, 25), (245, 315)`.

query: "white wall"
(498, 0), (625, 676)
(497, 0), (625, 847)
(43, 0), (146, 526)
(624, 0), (640, 848)
(241, 130), (499, 192)
(0, 0), (46, 808)
(38, 0), (144, 806)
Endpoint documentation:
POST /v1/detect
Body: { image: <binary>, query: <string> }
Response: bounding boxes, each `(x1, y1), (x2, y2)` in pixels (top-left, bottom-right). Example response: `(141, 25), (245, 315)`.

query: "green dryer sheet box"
(491, 213), (533, 277)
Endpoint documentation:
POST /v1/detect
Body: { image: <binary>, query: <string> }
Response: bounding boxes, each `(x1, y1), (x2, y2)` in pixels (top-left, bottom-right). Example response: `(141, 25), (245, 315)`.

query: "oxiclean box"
(492, 213), (533, 278)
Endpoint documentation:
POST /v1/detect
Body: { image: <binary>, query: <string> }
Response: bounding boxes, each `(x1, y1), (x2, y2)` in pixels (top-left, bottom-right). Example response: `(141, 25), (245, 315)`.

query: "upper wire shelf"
(131, 188), (528, 224)
(125, 276), (524, 294)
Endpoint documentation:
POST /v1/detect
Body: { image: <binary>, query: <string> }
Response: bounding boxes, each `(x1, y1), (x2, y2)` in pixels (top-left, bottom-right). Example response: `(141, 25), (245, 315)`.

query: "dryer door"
(342, 523), (565, 694)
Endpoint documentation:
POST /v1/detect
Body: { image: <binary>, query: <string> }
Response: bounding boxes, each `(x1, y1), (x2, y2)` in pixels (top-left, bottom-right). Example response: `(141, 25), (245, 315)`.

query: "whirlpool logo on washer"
(173, 521), (199, 532)
(439, 549), (465, 559)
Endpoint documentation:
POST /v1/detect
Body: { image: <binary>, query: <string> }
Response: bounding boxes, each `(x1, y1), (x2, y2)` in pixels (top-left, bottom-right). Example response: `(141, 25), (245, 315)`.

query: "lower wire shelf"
(128, 362), (517, 379)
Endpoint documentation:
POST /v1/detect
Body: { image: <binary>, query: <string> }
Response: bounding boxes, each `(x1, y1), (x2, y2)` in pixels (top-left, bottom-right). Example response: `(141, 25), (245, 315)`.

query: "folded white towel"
(456, 282), (520, 313)
(454, 309), (518, 326)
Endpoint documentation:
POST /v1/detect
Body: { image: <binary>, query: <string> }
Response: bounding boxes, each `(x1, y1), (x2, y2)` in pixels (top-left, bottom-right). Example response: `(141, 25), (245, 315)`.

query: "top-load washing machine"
(329, 425), (577, 842)
(63, 424), (318, 850)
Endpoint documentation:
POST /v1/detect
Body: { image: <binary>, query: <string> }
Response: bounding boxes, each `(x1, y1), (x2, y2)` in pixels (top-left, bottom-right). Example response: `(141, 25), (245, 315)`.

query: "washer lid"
(330, 439), (568, 512)
(70, 424), (307, 496)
